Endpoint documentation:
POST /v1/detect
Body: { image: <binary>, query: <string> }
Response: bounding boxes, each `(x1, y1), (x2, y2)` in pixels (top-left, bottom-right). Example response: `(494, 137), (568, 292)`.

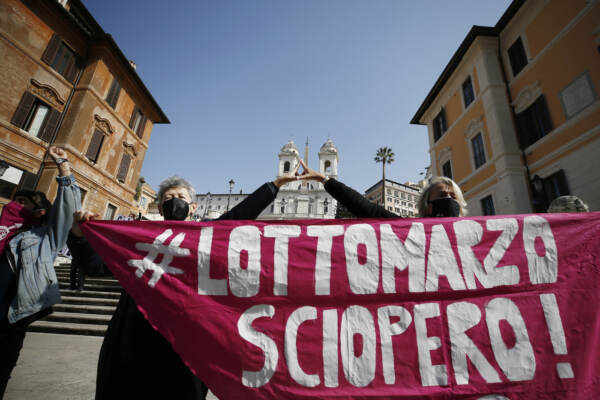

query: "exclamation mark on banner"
(539, 293), (574, 379)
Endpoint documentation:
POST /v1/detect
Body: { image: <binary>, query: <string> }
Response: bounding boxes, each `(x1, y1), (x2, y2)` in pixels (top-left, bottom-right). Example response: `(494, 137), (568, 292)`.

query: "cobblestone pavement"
(4, 332), (218, 399)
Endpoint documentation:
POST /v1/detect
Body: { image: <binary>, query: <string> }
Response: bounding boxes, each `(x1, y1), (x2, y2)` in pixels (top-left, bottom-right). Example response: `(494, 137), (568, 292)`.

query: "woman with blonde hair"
(417, 176), (468, 217)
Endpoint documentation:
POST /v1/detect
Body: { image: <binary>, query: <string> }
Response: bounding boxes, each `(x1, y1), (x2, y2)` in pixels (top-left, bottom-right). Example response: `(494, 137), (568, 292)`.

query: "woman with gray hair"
(417, 176), (468, 217)
(296, 158), (468, 219)
(70, 171), (301, 400)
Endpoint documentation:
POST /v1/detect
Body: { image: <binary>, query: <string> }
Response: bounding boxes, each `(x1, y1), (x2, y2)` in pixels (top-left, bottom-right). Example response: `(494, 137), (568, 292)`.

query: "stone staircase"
(27, 261), (121, 337)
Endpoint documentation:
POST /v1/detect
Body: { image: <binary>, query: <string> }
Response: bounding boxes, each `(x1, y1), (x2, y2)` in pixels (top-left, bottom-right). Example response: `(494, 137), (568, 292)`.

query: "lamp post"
(226, 179), (235, 211)
(202, 192), (211, 220)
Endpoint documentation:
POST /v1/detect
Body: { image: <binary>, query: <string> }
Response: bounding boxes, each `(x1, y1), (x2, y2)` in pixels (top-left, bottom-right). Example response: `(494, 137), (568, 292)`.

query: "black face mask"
(430, 197), (460, 218)
(162, 198), (190, 221)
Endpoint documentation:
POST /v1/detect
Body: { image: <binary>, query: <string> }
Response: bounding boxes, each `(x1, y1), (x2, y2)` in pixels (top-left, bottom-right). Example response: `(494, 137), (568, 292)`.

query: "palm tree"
(374, 147), (395, 185)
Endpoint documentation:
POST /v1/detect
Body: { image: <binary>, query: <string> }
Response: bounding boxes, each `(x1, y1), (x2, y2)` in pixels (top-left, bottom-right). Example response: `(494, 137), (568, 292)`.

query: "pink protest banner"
(81, 212), (600, 399)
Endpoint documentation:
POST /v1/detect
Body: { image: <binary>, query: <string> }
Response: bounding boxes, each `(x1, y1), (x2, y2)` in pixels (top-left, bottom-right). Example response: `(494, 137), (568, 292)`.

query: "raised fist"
(48, 146), (67, 162)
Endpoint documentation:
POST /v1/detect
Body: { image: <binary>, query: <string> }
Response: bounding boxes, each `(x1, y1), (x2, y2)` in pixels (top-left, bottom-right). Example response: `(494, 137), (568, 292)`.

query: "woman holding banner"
(71, 171), (304, 400)
(296, 158), (467, 218)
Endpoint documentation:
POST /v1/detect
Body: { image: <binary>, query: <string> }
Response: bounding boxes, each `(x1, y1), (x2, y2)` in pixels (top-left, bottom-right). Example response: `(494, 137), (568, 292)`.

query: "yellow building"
(0, 0), (168, 216)
(411, 0), (600, 214)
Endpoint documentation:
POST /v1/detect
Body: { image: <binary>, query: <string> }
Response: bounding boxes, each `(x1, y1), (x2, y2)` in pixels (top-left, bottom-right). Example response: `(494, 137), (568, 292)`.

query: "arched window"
(324, 160), (331, 173)
(283, 161), (290, 173)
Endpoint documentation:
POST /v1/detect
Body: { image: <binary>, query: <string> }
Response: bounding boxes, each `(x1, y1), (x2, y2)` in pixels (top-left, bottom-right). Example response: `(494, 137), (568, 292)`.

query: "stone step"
(59, 282), (121, 293)
(60, 289), (121, 299)
(61, 296), (119, 307)
(45, 312), (111, 325)
(53, 304), (116, 315)
(27, 320), (106, 337)
(55, 274), (120, 286)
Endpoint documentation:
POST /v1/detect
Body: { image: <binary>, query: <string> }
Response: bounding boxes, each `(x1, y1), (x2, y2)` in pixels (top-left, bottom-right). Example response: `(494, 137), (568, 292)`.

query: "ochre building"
(411, 0), (599, 214)
(0, 0), (168, 216)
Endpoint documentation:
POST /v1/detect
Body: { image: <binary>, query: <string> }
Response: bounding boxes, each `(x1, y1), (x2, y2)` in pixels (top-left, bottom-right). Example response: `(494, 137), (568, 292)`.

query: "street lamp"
(226, 179), (235, 211)
(323, 198), (329, 215)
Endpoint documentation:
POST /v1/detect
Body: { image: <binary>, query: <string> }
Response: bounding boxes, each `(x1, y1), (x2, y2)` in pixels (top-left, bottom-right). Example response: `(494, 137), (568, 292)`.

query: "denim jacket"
(6, 174), (81, 324)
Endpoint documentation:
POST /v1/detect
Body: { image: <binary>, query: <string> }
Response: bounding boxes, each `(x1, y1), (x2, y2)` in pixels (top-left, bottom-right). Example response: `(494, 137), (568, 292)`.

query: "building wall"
(416, 0), (599, 215)
(503, 0), (600, 210)
(364, 179), (420, 217)
(0, 0), (165, 217)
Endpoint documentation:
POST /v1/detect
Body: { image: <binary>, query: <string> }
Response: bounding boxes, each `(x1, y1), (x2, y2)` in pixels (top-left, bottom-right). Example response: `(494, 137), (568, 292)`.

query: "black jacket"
(324, 178), (400, 218)
(90, 182), (278, 400)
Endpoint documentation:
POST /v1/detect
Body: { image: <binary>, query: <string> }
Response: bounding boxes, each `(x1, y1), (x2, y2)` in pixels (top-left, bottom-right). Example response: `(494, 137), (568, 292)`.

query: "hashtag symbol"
(127, 229), (190, 287)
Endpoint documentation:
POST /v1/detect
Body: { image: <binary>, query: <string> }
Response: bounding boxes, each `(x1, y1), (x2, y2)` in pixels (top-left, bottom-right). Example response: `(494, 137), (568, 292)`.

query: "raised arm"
(296, 158), (398, 219)
(219, 163), (302, 220)
(45, 146), (82, 254)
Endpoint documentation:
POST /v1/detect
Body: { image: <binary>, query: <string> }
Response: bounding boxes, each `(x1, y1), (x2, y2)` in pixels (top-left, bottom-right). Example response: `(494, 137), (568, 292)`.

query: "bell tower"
(278, 140), (299, 184)
(318, 138), (338, 179)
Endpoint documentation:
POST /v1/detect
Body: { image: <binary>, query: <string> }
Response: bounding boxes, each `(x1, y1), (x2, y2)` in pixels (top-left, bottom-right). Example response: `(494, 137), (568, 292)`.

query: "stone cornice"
(29, 79), (66, 111)
(93, 114), (115, 135)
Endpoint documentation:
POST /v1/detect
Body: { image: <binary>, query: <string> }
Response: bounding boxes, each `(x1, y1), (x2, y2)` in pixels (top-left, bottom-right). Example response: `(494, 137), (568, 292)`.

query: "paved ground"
(4, 332), (218, 399)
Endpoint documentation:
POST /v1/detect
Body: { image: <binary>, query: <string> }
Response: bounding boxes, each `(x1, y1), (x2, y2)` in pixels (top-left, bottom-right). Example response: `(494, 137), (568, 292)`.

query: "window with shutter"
(106, 79), (121, 108)
(37, 108), (61, 142)
(12, 92), (61, 142)
(41, 34), (61, 65)
(136, 116), (146, 138)
(104, 204), (117, 220)
(508, 38), (528, 77)
(471, 133), (486, 169)
(117, 154), (131, 183)
(11, 92), (37, 129)
(42, 34), (80, 83)
(433, 108), (447, 142)
(515, 95), (553, 149)
(86, 129), (105, 163)
(129, 107), (146, 138)
(462, 76), (475, 108)
(442, 161), (452, 179)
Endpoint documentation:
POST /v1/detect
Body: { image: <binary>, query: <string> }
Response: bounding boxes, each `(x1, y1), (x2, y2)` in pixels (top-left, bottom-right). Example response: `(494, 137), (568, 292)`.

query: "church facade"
(195, 138), (339, 220)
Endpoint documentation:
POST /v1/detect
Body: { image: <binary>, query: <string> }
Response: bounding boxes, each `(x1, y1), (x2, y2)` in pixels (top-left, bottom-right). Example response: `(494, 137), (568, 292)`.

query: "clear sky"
(82, 0), (511, 195)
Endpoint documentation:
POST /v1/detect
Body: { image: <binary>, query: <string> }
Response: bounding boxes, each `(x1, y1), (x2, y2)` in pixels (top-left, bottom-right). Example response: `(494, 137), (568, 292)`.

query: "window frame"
(471, 133), (487, 170)
(515, 95), (553, 149)
(41, 34), (80, 83)
(508, 37), (528, 77)
(104, 203), (118, 220)
(116, 153), (132, 183)
(462, 76), (475, 109)
(432, 108), (447, 142)
(442, 160), (453, 179)
(106, 78), (121, 109)
(129, 106), (147, 138)
(85, 128), (106, 163)
(11, 92), (60, 142)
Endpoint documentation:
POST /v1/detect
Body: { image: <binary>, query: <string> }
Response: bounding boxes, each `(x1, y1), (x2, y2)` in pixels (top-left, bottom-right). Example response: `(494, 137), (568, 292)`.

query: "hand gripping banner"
(81, 212), (600, 399)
